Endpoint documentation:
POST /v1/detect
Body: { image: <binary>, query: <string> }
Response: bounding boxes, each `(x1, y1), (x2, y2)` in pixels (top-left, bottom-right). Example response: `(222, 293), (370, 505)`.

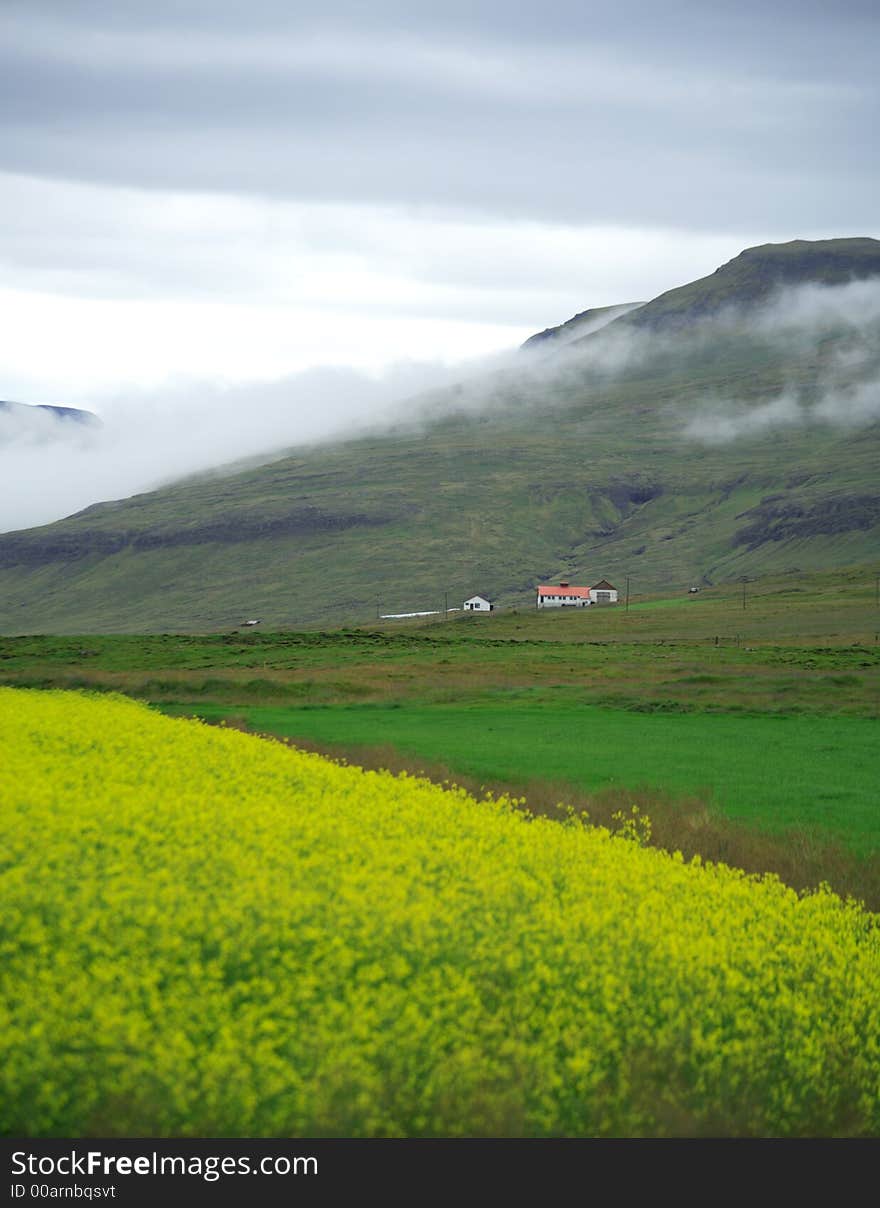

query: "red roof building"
(536, 581), (591, 607)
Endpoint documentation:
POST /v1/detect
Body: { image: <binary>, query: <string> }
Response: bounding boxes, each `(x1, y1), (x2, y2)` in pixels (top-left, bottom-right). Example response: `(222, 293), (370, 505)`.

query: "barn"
(536, 582), (591, 608)
(589, 580), (619, 604)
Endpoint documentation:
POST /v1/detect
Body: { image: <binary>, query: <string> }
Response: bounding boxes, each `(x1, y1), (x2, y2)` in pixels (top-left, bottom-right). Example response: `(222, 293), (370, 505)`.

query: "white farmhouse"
(536, 581), (591, 608)
(589, 579), (619, 604)
(463, 595), (494, 612)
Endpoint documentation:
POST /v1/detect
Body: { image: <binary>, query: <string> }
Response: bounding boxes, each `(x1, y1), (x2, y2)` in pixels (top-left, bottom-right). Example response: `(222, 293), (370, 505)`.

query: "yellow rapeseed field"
(1, 687), (878, 1136)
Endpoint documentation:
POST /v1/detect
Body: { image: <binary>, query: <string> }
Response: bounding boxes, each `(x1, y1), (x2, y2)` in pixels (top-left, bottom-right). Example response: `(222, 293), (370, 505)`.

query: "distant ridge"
(0, 399), (100, 426)
(609, 237), (880, 334)
(521, 302), (643, 350)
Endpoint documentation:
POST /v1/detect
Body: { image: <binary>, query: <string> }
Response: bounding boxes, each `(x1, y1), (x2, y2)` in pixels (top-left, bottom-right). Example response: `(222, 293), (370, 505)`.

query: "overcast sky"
(1, 0), (877, 407)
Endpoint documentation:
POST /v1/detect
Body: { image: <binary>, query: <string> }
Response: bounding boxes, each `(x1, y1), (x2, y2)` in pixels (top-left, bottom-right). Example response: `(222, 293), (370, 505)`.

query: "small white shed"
(463, 595), (494, 612)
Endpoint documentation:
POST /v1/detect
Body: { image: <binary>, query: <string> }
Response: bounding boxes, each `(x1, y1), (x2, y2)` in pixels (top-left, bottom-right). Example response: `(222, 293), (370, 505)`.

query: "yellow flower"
(1, 686), (878, 1137)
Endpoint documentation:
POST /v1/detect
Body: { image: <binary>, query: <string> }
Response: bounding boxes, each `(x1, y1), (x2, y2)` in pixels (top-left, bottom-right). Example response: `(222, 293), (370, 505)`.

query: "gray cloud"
(2, 2), (877, 232)
(0, 174), (754, 318)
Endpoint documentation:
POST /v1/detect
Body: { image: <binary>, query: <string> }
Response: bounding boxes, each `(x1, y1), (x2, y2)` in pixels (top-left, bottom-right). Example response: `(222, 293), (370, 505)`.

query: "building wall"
(537, 595), (589, 608)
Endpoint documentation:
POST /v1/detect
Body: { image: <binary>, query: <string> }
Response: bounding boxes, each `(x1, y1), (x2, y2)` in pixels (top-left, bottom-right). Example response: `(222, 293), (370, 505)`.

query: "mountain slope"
(1, 237), (878, 633)
(521, 302), (643, 350)
(604, 237), (880, 333)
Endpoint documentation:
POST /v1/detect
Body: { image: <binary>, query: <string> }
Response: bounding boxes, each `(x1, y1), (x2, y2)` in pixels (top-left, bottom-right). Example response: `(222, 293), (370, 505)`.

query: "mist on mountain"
(2, 239), (879, 535)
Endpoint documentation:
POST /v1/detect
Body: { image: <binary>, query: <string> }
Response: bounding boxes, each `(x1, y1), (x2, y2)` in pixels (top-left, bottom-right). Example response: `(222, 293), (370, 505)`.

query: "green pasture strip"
(160, 701), (880, 856)
(3, 631), (879, 718)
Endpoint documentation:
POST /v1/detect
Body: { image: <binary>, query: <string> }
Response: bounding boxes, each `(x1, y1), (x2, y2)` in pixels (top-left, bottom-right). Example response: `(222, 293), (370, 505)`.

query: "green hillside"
(1, 238), (878, 633)
(616, 237), (880, 332)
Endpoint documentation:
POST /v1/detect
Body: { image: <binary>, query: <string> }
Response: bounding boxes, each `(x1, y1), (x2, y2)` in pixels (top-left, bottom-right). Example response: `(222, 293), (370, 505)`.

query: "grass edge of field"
(161, 702), (880, 915)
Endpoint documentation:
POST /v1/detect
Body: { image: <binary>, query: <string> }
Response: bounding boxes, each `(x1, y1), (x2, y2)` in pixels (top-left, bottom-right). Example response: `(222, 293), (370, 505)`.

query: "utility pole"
(376, 596), (380, 621)
(625, 575), (630, 613)
(444, 590), (448, 621)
